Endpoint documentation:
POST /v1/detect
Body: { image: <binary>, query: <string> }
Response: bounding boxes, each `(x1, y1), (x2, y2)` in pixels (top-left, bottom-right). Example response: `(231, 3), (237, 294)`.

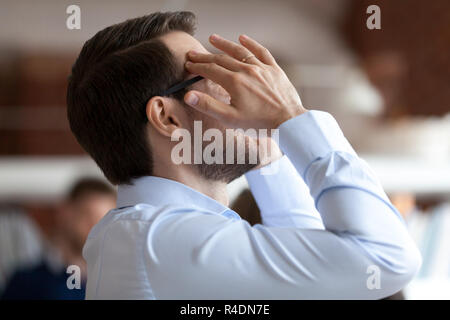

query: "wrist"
(273, 106), (308, 128)
(251, 137), (283, 171)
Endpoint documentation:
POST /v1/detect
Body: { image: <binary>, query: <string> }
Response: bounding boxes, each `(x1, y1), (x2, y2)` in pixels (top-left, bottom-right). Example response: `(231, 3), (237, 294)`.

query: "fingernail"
(185, 93), (199, 106)
(185, 61), (192, 67)
(210, 34), (220, 42)
(188, 50), (198, 56)
(240, 34), (249, 40)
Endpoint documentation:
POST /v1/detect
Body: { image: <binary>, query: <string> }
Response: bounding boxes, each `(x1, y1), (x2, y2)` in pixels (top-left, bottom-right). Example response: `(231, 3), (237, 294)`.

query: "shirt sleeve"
(245, 155), (324, 229)
(145, 110), (422, 299)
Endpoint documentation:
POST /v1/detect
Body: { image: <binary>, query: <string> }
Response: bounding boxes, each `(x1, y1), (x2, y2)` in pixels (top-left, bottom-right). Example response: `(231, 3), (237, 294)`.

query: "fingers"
(185, 61), (237, 94)
(184, 90), (236, 121)
(238, 34), (277, 66)
(187, 51), (245, 72)
(208, 34), (263, 66)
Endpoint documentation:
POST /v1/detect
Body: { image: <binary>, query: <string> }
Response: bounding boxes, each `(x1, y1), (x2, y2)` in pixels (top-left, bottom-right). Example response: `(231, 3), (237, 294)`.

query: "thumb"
(184, 90), (233, 121)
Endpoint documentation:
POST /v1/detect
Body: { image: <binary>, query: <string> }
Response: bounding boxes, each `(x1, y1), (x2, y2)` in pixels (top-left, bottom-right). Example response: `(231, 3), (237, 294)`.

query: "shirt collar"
(116, 176), (231, 215)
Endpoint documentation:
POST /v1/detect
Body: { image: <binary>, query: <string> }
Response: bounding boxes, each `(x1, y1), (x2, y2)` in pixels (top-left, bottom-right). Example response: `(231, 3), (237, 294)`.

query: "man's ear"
(145, 96), (182, 137)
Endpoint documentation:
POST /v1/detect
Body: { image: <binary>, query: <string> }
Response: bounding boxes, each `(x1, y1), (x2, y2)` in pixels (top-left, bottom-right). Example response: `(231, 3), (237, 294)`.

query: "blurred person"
(230, 189), (261, 226)
(345, 0), (450, 118)
(392, 195), (450, 299)
(67, 12), (421, 299)
(390, 193), (417, 221)
(0, 178), (116, 300)
(0, 206), (43, 292)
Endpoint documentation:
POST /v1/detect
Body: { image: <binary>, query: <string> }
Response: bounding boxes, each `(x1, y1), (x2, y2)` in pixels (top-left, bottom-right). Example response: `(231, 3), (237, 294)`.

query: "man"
(1, 178), (116, 300)
(67, 12), (421, 299)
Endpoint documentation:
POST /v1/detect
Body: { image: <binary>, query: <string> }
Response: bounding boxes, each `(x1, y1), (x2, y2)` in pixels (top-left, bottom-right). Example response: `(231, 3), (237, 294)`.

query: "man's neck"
(152, 163), (230, 207)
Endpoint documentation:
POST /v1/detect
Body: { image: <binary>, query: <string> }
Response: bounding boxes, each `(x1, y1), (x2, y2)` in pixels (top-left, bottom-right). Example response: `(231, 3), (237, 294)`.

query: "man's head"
(58, 178), (116, 252)
(67, 12), (257, 186)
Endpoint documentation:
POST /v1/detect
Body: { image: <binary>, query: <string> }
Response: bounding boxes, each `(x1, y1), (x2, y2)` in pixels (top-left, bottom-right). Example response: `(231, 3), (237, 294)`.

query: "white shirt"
(83, 110), (421, 299)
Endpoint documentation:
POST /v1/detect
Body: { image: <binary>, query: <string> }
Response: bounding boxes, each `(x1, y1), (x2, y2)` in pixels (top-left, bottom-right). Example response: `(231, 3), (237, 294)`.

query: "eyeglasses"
(159, 75), (204, 96)
(143, 75), (204, 121)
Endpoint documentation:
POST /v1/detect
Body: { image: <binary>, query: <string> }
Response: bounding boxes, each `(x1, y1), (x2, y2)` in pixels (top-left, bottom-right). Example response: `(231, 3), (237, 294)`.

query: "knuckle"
(262, 47), (271, 56)
(230, 73), (243, 86)
(236, 48), (248, 59)
(245, 65), (260, 77)
(262, 47), (276, 63)
(204, 63), (216, 73)
(261, 47), (273, 59)
(215, 54), (227, 63)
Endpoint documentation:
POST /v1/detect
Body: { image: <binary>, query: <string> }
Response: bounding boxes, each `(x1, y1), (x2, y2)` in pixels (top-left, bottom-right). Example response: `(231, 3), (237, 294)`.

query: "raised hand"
(184, 34), (307, 130)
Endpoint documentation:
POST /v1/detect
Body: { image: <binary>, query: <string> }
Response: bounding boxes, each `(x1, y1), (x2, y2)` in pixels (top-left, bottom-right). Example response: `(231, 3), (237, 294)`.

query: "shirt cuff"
(277, 110), (356, 178)
(245, 155), (323, 228)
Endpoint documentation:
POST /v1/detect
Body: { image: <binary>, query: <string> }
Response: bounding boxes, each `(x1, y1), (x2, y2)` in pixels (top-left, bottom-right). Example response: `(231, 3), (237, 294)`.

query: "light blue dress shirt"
(83, 110), (422, 299)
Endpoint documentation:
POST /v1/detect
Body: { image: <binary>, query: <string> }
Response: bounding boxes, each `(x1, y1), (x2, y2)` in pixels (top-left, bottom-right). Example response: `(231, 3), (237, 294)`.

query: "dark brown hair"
(67, 12), (196, 185)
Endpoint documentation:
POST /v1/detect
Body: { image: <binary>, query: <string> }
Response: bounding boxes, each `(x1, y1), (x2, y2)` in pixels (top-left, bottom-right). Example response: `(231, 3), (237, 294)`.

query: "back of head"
(67, 12), (197, 185)
(60, 177), (116, 252)
(67, 177), (115, 204)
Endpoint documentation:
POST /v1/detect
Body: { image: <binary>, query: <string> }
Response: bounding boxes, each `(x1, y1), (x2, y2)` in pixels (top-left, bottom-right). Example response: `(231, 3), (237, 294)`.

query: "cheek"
(198, 113), (226, 131)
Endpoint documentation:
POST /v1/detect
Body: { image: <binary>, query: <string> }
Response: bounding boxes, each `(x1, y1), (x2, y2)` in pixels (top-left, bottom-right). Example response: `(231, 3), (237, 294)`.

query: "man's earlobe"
(146, 96), (181, 137)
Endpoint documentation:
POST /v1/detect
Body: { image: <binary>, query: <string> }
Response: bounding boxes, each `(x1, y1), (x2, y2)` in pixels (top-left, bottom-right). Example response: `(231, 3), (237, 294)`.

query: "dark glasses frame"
(160, 75), (204, 96)
(143, 75), (204, 121)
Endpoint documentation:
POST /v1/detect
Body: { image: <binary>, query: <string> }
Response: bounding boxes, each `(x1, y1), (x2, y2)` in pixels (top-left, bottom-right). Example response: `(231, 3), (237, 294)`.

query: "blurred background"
(0, 0), (449, 299)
